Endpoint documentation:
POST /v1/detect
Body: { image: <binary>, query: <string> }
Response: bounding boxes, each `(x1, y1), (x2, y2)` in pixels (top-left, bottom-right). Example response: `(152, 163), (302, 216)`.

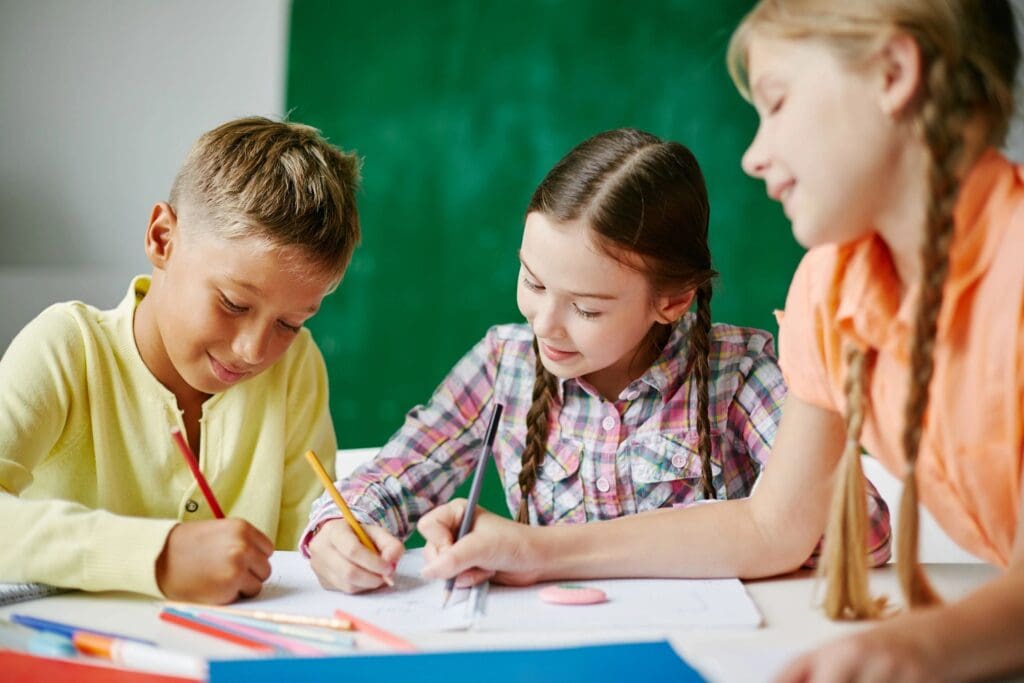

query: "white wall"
(0, 0), (288, 347)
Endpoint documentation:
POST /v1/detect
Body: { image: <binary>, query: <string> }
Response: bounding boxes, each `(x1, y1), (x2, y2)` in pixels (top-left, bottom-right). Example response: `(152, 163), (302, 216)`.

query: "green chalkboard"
(287, 0), (803, 535)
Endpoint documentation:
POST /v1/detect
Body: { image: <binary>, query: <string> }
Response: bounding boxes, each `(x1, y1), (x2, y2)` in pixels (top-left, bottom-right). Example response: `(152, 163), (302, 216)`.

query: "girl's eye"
(220, 294), (247, 313)
(769, 97), (785, 115)
(277, 320), (302, 334)
(522, 277), (544, 292)
(573, 304), (600, 320)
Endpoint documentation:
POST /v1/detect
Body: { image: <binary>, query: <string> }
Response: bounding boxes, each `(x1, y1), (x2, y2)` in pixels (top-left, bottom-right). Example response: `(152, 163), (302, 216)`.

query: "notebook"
(0, 582), (69, 607)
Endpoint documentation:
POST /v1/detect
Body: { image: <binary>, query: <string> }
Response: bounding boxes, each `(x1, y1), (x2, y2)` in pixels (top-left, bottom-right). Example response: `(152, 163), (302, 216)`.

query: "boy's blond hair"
(169, 116), (361, 278)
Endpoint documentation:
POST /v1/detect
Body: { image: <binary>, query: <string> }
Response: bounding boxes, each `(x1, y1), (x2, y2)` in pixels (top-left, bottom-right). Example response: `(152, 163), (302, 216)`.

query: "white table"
(0, 559), (997, 682)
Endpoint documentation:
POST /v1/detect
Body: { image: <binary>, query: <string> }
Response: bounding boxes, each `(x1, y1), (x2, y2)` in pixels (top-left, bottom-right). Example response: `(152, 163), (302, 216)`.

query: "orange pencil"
(304, 450), (393, 587)
(333, 608), (416, 652)
(171, 427), (224, 518)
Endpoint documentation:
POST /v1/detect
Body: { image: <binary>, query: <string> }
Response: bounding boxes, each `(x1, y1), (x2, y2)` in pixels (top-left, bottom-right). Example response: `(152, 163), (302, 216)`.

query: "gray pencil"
(441, 402), (504, 608)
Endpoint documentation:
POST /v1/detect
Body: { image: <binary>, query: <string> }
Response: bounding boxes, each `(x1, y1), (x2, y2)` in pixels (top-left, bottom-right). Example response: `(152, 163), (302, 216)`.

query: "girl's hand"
(777, 628), (935, 683)
(418, 498), (544, 588)
(307, 518), (403, 593)
(156, 518), (274, 604)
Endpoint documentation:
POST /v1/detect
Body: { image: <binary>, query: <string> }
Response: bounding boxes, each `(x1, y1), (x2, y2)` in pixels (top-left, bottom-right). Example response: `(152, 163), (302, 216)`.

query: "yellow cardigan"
(0, 276), (336, 596)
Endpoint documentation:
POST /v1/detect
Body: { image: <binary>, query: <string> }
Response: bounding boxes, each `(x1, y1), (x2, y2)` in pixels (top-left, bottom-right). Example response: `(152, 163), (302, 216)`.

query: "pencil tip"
(440, 590), (451, 608)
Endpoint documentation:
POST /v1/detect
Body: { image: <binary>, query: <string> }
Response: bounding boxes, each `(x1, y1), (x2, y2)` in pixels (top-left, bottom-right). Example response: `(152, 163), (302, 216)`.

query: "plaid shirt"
(306, 315), (891, 566)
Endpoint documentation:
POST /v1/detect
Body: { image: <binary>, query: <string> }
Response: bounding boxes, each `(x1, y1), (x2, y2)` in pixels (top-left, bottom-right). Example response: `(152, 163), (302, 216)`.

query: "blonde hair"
(169, 116), (362, 278)
(728, 0), (1019, 619)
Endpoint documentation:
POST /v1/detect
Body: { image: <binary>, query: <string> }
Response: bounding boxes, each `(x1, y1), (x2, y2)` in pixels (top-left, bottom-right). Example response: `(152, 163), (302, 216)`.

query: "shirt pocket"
(502, 432), (585, 526)
(628, 433), (721, 511)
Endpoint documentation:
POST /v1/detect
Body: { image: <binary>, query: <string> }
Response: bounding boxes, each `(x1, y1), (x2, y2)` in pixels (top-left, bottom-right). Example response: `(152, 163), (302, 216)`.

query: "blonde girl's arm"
(777, 461), (1024, 683)
(422, 395), (848, 582)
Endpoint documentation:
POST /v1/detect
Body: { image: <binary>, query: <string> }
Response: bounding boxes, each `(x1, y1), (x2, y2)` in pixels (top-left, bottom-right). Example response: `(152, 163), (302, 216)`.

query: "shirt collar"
(834, 148), (1017, 357)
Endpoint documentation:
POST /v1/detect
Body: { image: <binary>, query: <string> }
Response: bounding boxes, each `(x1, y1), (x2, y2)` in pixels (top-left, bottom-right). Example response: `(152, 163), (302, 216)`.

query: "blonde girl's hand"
(776, 628), (936, 683)
(418, 498), (543, 588)
(307, 518), (404, 593)
(156, 518), (274, 604)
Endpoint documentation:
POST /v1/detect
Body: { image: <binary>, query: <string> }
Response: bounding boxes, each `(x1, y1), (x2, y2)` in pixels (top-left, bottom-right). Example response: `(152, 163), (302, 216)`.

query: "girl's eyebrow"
(518, 252), (618, 301)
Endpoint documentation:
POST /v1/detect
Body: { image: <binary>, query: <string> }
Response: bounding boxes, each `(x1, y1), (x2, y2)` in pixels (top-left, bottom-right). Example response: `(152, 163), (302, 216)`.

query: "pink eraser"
(538, 584), (608, 605)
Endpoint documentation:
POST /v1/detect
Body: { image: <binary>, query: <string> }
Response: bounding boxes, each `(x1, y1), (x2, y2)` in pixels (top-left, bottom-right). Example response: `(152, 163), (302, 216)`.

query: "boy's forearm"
(528, 498), (814, 581)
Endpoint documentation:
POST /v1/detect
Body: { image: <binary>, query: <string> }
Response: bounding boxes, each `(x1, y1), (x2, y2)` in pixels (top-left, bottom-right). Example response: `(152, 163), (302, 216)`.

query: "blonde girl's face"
(516, 212), (672, 400)
(740, 35), (902, 248)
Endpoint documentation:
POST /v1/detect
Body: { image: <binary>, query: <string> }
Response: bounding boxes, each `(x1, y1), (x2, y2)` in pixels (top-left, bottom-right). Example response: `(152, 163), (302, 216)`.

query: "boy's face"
(138, 202), (337, 399)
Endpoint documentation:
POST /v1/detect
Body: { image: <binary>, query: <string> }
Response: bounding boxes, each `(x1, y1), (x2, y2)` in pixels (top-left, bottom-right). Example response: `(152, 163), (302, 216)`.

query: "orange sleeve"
(777, 250), (839, 412)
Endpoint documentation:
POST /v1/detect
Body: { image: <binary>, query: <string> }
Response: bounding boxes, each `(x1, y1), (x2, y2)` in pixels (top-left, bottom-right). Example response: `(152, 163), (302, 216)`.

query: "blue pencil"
(11, 613), (156, 646)
(441, 402), (504, 607)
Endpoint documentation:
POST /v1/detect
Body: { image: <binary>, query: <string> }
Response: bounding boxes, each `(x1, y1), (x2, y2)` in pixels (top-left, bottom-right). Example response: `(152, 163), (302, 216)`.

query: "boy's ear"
(145, 202), (178, 269)
(878, 31), (922, 117)
(653, 288), (695, 325)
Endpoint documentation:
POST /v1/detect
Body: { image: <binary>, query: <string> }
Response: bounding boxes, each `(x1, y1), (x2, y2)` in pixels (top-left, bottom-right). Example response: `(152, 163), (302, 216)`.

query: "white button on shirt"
(596, 477), (611, 493)
(601, 415), (617, 431)
(625, 390), (640, 401)
(671, 454), (687, 469)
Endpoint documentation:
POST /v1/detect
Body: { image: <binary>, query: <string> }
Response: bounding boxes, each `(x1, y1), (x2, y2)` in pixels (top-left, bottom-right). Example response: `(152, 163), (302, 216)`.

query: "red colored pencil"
(159, 609), (274, 652)
(333, 609), (416, 652)
(170, 427), (225, 518)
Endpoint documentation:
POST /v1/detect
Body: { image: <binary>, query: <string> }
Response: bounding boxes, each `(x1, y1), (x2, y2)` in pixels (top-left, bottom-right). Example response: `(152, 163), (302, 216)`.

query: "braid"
(894, 55), (973, 609)
(517, 338), (558, 523)
(692, 283), (715, 500)
(822, 346), (886, 619)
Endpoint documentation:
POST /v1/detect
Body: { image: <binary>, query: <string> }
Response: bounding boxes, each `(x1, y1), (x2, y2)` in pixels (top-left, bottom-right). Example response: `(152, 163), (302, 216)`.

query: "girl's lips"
(541, 342), (579, 362)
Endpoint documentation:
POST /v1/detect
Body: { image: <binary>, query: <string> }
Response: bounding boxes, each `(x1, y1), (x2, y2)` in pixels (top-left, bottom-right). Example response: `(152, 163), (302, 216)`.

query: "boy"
(0, 117), (359, 604)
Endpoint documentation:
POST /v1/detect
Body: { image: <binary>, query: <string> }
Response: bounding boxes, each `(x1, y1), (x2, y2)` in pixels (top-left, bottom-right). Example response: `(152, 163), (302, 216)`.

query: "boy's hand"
(418, 499), (543, 588)
(156, 518), (274, 604)
(308, 519), (403, 593)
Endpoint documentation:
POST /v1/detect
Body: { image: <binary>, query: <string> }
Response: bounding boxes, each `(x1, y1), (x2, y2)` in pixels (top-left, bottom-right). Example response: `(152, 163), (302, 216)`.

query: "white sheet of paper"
(236, 550), (761, 635)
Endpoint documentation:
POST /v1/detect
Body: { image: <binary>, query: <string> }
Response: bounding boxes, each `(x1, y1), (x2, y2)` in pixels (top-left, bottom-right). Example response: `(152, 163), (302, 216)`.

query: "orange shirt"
(778, 149), (1024, 566)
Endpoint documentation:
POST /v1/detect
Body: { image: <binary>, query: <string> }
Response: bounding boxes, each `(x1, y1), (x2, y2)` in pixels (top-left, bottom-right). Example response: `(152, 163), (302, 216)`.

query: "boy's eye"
(769, 96), (785, 115)
(521, 277), (544, 292)
(277, 320), (302, 334)
(220, 294), (247, 313)
(572, 304), (600, 320)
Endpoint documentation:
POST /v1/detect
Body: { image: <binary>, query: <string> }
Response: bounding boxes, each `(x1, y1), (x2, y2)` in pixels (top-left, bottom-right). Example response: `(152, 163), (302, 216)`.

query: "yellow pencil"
(304, 450), (394, 587)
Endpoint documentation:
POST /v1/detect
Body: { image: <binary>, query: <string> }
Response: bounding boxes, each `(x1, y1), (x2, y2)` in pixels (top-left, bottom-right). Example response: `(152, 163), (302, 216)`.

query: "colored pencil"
(442, 403), (503, 607)
(11, 614), (156, 646)
(162, 601), (351, 631)
(333, 608), (416, 652)
(170, 427), (224, 518)
(163, 605), (352, 647)
(304, 449), (393, 587)
(159, 609), (275, 652)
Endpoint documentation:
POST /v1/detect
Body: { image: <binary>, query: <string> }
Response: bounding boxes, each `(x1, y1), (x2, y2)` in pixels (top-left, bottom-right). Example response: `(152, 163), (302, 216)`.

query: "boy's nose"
(233, 324), (271, 366)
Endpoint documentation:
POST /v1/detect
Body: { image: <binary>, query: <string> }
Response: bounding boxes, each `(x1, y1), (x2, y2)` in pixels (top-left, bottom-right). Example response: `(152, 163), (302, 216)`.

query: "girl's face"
(517, 212), (678, 400)
(740, 35), (903, 248)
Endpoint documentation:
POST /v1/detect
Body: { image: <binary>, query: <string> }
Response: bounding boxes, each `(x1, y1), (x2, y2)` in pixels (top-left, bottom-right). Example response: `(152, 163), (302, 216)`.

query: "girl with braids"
(412, 0), (1023, 680)
(304, 128), (890, 595)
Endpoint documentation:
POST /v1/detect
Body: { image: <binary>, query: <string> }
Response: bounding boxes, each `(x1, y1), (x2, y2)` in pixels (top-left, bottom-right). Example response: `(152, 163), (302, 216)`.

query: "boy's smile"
(134, 202), (338, 409)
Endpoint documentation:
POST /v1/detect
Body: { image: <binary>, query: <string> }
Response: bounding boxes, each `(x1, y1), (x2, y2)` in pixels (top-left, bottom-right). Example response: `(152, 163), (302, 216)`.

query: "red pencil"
(334, 609), (416, 652)
(159, 609), (274, 652)
(170, 427), (225, 518)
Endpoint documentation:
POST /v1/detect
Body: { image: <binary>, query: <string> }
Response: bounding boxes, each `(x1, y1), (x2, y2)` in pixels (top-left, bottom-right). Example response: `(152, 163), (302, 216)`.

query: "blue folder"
(209, 639), (704, 682)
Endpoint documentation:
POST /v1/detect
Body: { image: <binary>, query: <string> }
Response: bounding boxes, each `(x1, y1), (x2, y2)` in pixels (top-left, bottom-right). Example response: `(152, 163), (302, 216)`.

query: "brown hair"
(728, 0), (1019, 619)
(169, 116), (362, 278)
(515, 128), (718, 523)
